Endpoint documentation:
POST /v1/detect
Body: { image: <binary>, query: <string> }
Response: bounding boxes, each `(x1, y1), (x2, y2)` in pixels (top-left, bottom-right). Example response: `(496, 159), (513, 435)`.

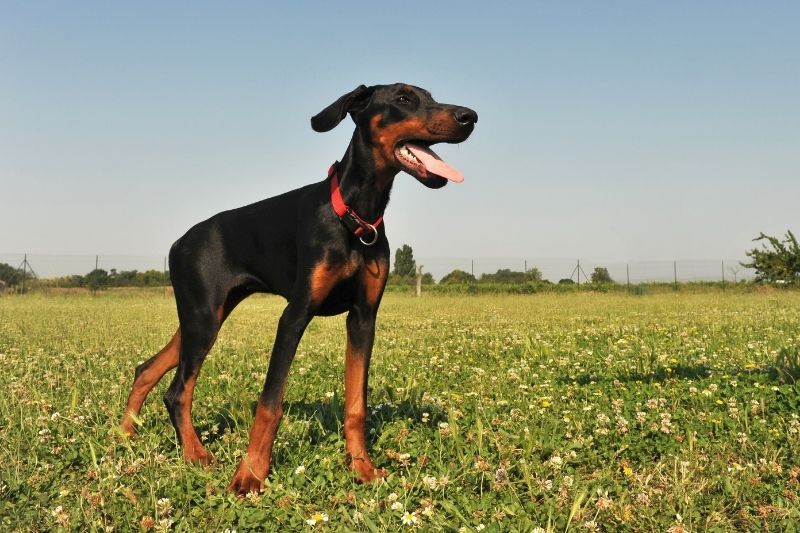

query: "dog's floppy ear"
(310, 85), (373, 132)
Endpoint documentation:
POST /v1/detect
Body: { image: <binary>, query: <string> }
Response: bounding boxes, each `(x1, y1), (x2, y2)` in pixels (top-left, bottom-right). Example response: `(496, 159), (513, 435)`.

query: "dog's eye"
(396, 95), (411, 105)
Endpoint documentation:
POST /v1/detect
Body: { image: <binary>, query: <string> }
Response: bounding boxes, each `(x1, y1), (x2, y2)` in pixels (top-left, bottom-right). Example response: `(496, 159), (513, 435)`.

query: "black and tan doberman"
(121, 83), (477, 494)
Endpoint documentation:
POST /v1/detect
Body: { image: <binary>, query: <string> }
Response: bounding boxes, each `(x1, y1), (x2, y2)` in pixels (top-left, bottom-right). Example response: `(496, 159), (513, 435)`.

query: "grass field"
(2, 290), (800, 531)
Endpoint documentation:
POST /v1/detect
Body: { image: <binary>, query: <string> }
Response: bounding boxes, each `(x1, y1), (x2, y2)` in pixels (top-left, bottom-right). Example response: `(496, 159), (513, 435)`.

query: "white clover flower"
(423, 474), (438, 490)
(294, 465), (306, 475)
(306, 512), (329, 526)
(401, 511), (419, 525)
(391, 501), (404, 511)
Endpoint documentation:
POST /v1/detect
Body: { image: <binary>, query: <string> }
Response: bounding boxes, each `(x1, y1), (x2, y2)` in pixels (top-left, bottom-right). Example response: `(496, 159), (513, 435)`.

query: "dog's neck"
(335, 129), (399, 222)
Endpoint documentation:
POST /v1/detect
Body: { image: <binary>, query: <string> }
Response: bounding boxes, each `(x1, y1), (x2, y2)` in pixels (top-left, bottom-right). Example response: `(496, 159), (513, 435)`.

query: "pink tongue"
(406, 143), (464, 183)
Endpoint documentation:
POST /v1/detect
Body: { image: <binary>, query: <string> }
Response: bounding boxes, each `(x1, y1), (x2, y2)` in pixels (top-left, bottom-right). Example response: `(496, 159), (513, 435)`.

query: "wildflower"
(306, 512), (329, 526)
(423, 475), (438, 490)
(750, 399), (760, 414)
(595, 489), (613, 510)
(401, 511), (419, 525)
(562, 475), (574, 487)
(660, 412), (673, 434)
(583, 519), (599, 531)
(549, 454), (563, 470)
(421, 412), (430, 423)
(51, 506), (70, 527)
(155, 518), (174, 532)
(294, 465), (306, 475)
(476, 525), (486, 531)
(667, 513), (688, 533)
(420, 499), (435, 517)
(140, 516), (155, 529)
(387, 492), (399, 501)
(615, 416), (629, 435)
(391, 501), (404, 511)
(474, 457), (491, 472)
(156, 498), (173, 517)
(495, 467), (508, 483)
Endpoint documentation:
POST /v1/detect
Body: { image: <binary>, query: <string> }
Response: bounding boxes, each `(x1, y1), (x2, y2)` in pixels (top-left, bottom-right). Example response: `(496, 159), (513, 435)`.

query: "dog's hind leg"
(161, 287), (229, 465)
(121, 328), (181, 437)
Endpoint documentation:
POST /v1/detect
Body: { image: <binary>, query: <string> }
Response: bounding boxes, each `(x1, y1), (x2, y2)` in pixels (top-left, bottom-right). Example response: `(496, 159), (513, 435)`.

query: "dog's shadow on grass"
(198, 395), (445, 450)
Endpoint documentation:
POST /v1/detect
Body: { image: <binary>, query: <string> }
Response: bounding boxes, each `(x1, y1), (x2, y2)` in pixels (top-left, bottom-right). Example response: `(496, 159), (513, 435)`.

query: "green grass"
(1, 291), (800, 531)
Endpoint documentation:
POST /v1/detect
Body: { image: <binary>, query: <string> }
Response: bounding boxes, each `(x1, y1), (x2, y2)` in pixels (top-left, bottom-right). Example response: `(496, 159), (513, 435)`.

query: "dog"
(121, 83), (477, 494)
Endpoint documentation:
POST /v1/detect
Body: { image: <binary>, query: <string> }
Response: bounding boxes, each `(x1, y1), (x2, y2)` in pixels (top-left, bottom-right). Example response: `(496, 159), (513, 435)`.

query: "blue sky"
(2, 1), (798, 266)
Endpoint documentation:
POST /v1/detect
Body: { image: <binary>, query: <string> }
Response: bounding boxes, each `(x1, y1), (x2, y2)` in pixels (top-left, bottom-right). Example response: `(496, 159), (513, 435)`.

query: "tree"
(526, 267), (543, 282)
(742, 230), (800, 283)
(84, 268), (110, 292)
(393, 244), (416, 277)
(590, 267), (613, 284)
(0, 262), (20, 286)
(440, 269), (476, 284)
(480, 268), (543, 284)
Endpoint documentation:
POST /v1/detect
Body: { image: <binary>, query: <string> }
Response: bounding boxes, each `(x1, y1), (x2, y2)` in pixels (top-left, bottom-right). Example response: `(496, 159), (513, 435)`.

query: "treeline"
(387, 266), (613, 287)
(0, 266), (169, 291)
(44, 268), (169, 289)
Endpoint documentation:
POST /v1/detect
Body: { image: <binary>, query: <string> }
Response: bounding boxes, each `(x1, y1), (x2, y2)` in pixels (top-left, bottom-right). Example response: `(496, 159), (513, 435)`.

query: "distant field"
(1, 291), (800, 531)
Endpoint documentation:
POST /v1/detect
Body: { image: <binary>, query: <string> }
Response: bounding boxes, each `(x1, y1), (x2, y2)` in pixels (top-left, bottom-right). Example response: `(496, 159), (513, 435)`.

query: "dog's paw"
(228, 457), (269, 496)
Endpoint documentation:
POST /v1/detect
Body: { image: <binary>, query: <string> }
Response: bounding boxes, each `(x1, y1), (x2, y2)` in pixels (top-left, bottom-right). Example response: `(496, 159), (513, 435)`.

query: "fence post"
(626, 263), (630, 291)
(673, 261), (677, 290)
(721, 260), (725, 291)
(415, 266), (422, 297)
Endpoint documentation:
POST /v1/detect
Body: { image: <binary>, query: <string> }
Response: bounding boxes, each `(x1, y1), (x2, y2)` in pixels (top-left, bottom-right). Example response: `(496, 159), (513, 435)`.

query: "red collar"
(329, 163), (384, 245)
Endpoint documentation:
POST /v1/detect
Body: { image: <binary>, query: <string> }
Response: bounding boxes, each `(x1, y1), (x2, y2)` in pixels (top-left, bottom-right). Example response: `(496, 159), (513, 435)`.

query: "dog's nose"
(453, 107), (478, 125)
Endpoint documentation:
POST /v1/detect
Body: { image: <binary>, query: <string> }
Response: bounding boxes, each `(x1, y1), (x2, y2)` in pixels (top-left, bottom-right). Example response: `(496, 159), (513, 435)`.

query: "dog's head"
(311, 83), (477, 188)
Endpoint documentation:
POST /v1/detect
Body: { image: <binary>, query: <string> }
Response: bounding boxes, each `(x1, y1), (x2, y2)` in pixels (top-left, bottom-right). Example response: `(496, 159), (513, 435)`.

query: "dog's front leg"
(228, 301), (311, 495)
(343, 305), (386, 482)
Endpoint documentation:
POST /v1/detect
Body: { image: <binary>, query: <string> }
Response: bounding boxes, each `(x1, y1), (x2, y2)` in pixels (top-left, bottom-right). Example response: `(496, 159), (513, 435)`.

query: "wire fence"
(0, 253), (756, 285)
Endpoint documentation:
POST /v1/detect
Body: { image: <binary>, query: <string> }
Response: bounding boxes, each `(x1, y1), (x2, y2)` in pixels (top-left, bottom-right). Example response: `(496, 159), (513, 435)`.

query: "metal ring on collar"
(359, 223), (379, 246)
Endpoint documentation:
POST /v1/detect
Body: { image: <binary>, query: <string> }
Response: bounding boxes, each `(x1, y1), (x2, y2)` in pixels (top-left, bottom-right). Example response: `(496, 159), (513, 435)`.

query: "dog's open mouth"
(394, 142), (464, 183)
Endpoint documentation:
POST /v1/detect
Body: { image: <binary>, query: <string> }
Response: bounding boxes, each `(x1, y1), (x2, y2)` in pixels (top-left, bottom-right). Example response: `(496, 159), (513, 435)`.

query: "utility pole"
(569, 259), (588, 286)
(17, 254), (37, 294)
